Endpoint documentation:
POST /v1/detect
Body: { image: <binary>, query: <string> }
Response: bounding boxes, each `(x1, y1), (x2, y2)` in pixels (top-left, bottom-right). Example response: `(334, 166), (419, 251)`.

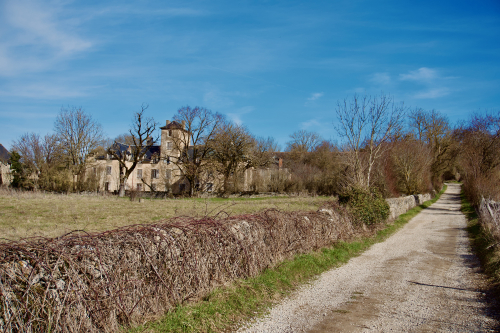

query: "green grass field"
(0, 189), (332, 241)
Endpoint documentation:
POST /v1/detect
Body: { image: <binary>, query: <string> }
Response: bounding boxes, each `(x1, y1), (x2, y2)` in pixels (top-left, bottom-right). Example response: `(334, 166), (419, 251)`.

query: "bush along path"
(238, 183), (499, 332)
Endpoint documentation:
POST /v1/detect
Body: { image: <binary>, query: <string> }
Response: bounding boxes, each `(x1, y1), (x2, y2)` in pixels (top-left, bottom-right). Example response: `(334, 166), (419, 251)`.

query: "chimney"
(166, 120), (170, 126)
(181, 120), (186, 129)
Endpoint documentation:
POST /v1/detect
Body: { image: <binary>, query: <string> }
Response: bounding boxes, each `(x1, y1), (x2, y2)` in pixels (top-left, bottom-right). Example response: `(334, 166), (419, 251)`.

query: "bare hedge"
(479, 198), (500, 242)
(0, 201), (357, 332)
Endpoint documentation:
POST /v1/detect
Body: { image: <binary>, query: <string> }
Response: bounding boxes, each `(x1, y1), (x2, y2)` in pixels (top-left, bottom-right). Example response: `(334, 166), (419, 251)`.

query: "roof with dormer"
(104, 142), (161, 162)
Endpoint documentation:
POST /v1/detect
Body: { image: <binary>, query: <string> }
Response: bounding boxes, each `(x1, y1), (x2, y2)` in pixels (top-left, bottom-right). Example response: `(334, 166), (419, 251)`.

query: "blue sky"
(1, 0), (499, 150)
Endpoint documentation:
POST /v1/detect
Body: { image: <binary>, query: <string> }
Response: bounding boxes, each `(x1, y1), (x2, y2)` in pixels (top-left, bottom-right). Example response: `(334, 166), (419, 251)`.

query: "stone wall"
(386, 193), (433, 221)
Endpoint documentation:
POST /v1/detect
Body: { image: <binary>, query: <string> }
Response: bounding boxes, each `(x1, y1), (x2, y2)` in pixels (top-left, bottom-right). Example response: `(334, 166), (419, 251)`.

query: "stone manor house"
(96, 120), (287, 195)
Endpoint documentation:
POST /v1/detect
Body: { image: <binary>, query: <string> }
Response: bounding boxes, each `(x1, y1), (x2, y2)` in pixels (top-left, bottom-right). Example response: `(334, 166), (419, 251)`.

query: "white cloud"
(301, 119), (321, 129)
(0, 0), (92, 76)
(203, 90), (235, 109)
(398, 67), (455, 99)
(94, 5), (206, 18)
(0, 110), (55, 119)
(414, 88), (450, 99)
(399, 67), (437, 82)
(370, 72), (391, 85)
(307, 92), (324, 101)
(0, 83), (88, 99)
(5, 0), (92, 55)
(227, 106), (253, 125)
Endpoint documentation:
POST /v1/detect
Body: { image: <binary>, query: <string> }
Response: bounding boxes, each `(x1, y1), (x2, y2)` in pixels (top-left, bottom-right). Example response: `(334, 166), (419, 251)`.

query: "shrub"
(339, 187), (390, 225)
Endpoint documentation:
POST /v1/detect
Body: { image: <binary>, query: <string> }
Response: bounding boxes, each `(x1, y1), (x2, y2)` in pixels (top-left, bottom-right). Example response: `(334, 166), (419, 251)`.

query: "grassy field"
(0, 188), (332, 241)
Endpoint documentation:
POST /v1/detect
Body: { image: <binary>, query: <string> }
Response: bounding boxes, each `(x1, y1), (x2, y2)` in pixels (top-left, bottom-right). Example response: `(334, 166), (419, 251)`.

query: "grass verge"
(461, 189), (500, 293)
(128, 185), (447, 333)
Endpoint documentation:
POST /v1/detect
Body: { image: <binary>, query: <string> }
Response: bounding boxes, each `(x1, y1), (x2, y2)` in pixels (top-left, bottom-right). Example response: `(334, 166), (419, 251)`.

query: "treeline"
(5, 105), (280, 196)
(5, 95), (500, 203)
(257, 94), (499, 204)
(8, 107), (105, 192)
(274, 97), (457, 198)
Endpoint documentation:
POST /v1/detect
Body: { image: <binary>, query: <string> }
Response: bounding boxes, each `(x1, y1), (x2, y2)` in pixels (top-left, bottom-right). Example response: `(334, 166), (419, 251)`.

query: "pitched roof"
(0, 144), (10, 163)
(160, 121), (186, 130)
(106, 142), (161, 162)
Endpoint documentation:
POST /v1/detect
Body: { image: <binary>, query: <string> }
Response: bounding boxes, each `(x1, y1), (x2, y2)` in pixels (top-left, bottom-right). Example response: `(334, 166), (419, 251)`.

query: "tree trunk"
(119, 183), (125, 197)
(222, 173), (230, 197)
(119, 175), (127, 197)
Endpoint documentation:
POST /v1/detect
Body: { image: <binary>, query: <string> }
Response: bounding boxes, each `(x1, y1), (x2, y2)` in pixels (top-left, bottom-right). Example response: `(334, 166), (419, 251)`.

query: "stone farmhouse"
(95, 120), (287, 195)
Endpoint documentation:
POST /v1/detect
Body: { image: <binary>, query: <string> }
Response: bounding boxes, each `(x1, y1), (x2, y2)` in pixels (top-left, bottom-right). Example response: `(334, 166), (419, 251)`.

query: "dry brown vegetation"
(479, 199), (500, 242)
(0, 201), (356, 332)
(0, 188), (332, 241)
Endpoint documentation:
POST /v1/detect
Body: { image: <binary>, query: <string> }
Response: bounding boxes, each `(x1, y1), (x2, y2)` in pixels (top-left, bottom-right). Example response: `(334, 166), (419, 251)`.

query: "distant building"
(95, 120), (190, 194)
(0, 144), (12, 186)
(93, 120), (288, 195)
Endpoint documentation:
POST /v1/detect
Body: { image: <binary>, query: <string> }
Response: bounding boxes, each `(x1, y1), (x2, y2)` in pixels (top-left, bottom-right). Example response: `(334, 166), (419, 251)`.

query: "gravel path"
(238, 184), (499, 332)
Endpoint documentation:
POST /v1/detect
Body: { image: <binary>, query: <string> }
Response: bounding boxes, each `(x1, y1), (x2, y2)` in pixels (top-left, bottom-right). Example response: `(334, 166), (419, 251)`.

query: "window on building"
(166, 169), (172, 179)
(105, 182), (110, 191)
(137, 169), (142, 179)
(152, 169), (159, 179)
(137, 183), (143, 191)
(166, 142), (173, 150)
(106, 166), (112, 175)
(206, 183), (213, 192)
(168, 130), (173, 137)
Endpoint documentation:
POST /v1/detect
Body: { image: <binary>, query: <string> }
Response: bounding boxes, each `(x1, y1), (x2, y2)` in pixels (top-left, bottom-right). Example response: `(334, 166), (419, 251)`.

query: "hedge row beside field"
(0, 201), (358, 332)
(0, 194), (430, 333)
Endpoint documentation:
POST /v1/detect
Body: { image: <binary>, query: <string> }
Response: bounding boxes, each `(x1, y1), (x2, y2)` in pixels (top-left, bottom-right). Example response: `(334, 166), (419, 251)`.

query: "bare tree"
(390, 137), (432, 194)
(454, 111), (500, 203)
(54, 107), (104, 191)
(249, 136), (280, 169)
(107, 105), (158, 197)
(211, 121), (255, 196)
(408, 109), (456, 187)
(113, 133), (135, 145)
(409, 108), (427, 142)
(171, 106), (224, 196)
(335, 93), (406, 190)
(12, 133), (65, 190)
(12, 133), (47, 179)
(285, 130), (322, 153)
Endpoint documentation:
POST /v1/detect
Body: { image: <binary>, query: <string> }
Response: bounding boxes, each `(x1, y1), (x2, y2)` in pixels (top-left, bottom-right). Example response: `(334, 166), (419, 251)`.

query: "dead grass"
(0, 188), (332, 241)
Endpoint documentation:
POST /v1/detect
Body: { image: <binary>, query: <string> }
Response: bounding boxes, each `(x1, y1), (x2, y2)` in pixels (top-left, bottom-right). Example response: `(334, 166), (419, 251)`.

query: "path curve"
(238, 184), (498, 332)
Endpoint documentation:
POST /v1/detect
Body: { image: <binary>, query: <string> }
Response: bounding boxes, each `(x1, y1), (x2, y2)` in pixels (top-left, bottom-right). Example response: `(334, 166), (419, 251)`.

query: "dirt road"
(239, 184), (499, 332)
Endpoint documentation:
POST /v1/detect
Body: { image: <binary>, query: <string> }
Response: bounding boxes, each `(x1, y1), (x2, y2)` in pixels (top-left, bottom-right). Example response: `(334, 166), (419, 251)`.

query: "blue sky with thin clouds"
(1, 0), (499, 150)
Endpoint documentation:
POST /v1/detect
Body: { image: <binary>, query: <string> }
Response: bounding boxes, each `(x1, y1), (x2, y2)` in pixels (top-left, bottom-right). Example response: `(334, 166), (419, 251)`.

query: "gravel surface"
(237, 184), (499, 332)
